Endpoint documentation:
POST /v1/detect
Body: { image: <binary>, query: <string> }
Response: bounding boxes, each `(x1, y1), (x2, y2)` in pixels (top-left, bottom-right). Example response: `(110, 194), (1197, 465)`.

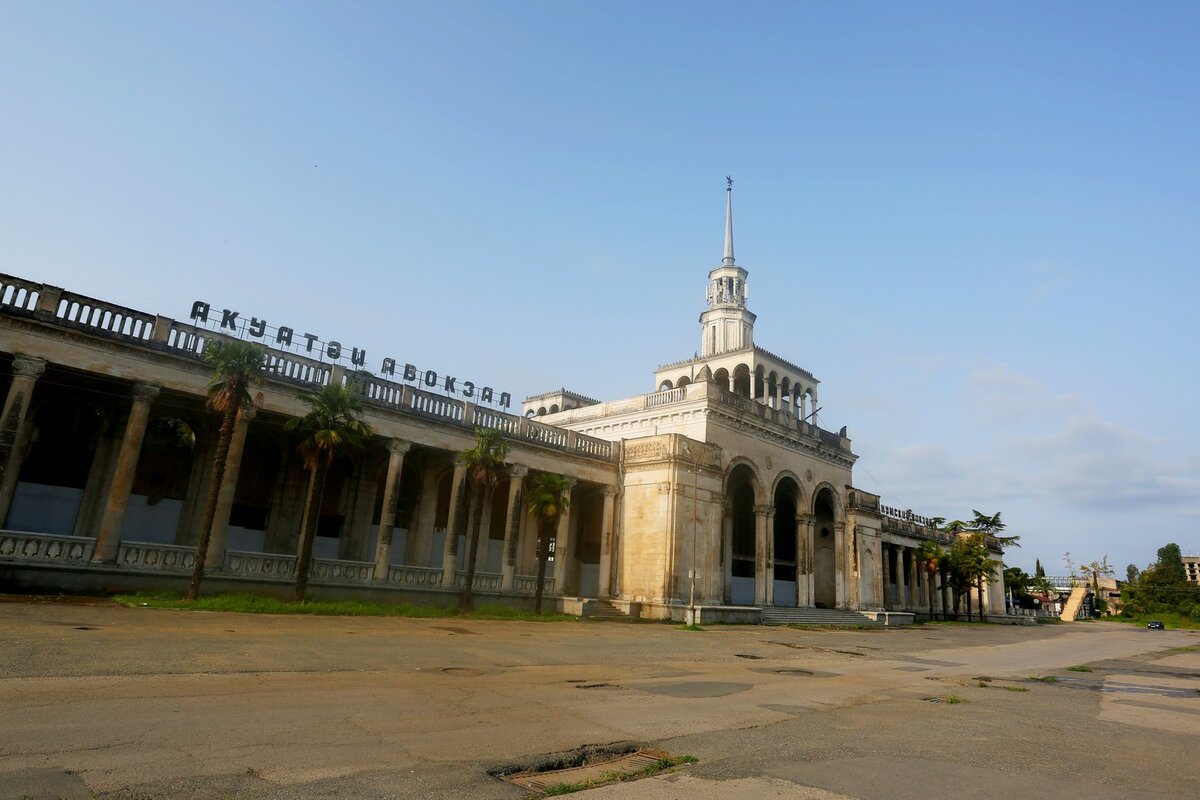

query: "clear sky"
(2, 2), (1197, 576)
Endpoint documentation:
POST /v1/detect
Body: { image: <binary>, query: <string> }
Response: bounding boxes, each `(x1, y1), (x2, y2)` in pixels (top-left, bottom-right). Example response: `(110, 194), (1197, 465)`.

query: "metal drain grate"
(506, 749), (669, 792)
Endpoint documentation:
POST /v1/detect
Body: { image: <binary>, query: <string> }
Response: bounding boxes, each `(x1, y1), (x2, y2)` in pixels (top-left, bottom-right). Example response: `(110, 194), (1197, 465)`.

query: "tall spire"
(722, 175), (735, 266)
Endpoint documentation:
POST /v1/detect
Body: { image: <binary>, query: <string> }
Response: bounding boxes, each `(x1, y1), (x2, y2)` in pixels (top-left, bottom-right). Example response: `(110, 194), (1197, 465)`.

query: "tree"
(458, 427), (507, 610)
(1080, 556), (1114, 593)
(1035, 558), (1045, 579)
(969, 510), (1016, 619)
(287, 382), (372, 602)
(914, 540), (944, 620)
(525, 472), (572, 615)
(186, 340), (265, 601)
(1155, 543), (1187, 584)
(1126, 563), (1140, 584)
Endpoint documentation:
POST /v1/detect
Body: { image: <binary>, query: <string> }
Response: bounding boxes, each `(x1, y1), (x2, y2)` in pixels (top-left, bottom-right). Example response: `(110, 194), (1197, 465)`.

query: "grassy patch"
(1067, 665), (1093, 673)
(944, 695), (964, 704)
(1005, 686), (1030, 692)
(678, 623), (705, 632)
(1110, 612), (1200, 631)
(1167, 645), (1200, 653)
(541, 755), (698, 795)
(1027, 675), (1058, 683)
(1035, 617), (1065, 624)
(113, 592), (581, 622)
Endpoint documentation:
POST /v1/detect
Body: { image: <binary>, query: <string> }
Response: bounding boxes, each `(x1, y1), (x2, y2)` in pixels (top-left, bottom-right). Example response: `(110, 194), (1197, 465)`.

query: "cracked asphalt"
(0, 597), (1197, 799)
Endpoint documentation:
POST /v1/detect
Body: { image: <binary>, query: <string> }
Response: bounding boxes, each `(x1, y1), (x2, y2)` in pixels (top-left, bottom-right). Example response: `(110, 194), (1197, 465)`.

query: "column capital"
(507, 464), (529, 479)
(600, 485), (618, 497)
(389, 438), (412, 456)
(11, 354), (46, 379)
(564, 476), (578, 489)
(753, 504), (772, 516)
(132, 383), (161, 402)
(239, 403), (260, 422)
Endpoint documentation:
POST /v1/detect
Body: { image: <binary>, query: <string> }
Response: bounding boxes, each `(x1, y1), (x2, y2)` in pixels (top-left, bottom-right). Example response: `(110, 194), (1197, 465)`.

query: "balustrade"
(385, 564), (444, 588)
(308, 557), (374, 584)
(0, 531), (93, 564)
(56, 293), (155, 340)
(0, 275), (40, 312)
(644, 387), (685, 408)
(224, 551), (297, 578)
(116, 541), (196, 572)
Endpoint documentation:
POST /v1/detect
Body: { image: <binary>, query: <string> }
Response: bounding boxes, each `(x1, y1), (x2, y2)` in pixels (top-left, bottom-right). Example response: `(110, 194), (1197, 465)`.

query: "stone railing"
(224, 551), (297, 579)
(512, 573), (555, 595)
(0, 532), (566, 597)
(384, 564), (444, 588)
(0, 275), (41, 313)
(55, 291), (156, 341)
(117, 541), (196, 572)
(0, 273), (617, 465)
(644, 387), (686, 408)
(0, 530), (94, 564)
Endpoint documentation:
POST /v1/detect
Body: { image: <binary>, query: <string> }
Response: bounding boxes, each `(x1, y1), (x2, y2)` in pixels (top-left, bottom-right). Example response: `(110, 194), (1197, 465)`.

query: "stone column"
(373, 439), (411, 581)
(205, 405), (258, 569)
(92, 384), (159, 563)
(909, 549), (920, 610)
(881, 544), (891, 609)
(499, 465), (527, 591)
(722, 506), (734, 604)
(597, 486), (617, 598)
(794, 514), (806, 607)
(408, 464), (440, 567)
(552, 478), (577, 595)
(833, 521), (846, 608)
(764, 507), (776, 606)
(895, 547), (908, 610)
(74, 412), (119, 538)
(440, 459), (468, 585)
(753, 504), (769, 606)
(0, 355), (46, 525)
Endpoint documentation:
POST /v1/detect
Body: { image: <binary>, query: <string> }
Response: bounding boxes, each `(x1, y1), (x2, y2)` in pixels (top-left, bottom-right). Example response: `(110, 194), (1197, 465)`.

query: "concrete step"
(759, 607), (882, 626)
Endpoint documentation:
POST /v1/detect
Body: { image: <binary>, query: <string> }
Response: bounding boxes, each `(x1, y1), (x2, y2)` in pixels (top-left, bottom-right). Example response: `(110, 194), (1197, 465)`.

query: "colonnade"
(0, 352), (619, 598)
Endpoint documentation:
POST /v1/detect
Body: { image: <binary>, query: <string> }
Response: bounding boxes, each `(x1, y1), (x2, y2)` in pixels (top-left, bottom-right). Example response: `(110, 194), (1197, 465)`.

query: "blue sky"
(2, 2), (1197, 575)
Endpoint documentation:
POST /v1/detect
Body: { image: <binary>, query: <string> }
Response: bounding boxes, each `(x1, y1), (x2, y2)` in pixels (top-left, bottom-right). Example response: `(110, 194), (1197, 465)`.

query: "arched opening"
(805, 389), (818, 426)
(549, 404), (560, 414)
(713, 368), (730, 393)
(525, 409), (535, 418)
(754, 366), (765, 402)
(658, 380), (673, 391)
(732, 364), (751, 398)
(772, 478), (800, 606)
(676, 376), (691, 389)
(813, 487), (838, 608)
(767, 371), (778, 409)
(726, 463), (758, 606)
(780, 378), (792, 413)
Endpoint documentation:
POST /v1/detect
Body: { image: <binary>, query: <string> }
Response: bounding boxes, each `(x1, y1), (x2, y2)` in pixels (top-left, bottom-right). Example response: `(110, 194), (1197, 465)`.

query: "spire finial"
(722, 176), (735, 266)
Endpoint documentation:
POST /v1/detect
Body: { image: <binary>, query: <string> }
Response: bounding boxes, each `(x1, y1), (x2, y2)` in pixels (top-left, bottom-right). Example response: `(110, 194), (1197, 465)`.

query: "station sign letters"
(189, 300), (511, 408)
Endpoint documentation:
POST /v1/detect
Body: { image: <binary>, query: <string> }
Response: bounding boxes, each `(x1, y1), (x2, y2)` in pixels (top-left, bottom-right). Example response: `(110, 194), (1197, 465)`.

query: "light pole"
(681, 440), (700, 625)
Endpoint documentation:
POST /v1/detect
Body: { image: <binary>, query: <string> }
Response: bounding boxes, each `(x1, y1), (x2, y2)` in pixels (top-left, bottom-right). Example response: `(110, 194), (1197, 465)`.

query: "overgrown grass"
(1027, 675), (1058, 683)
(1067, 665), (1093, 673)
(1035, 617), (1065, 624)
(113, 592), (581, 622)
(541, 755), (698, 795)
(1167, 645), (1200, 653)
(1005, 686), (1030, 692)
(1110, 612), (1200, 630)
(944, 695), (963, 704)
(678, 623), (705, 632)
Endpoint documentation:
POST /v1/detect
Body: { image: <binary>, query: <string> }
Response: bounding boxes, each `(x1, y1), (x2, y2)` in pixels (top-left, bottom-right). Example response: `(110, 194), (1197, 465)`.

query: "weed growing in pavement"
(944, 695), (964, 704)
(541, 755), (698, 795)
(1067, 665), (1093, 672)
(1006, 686), (1030, 692)
(1027, 675), (1058, 683)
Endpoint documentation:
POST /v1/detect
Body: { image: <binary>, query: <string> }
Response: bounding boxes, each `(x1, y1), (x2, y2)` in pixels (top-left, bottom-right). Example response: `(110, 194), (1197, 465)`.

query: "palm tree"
(186, 340), (265, 601)
(525, 472), (572, 615)
(286, 382), (372, 602)
(914, 540), (943, 620)
(458, 427), (507, 610)
(969, 510), (1019, 619)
